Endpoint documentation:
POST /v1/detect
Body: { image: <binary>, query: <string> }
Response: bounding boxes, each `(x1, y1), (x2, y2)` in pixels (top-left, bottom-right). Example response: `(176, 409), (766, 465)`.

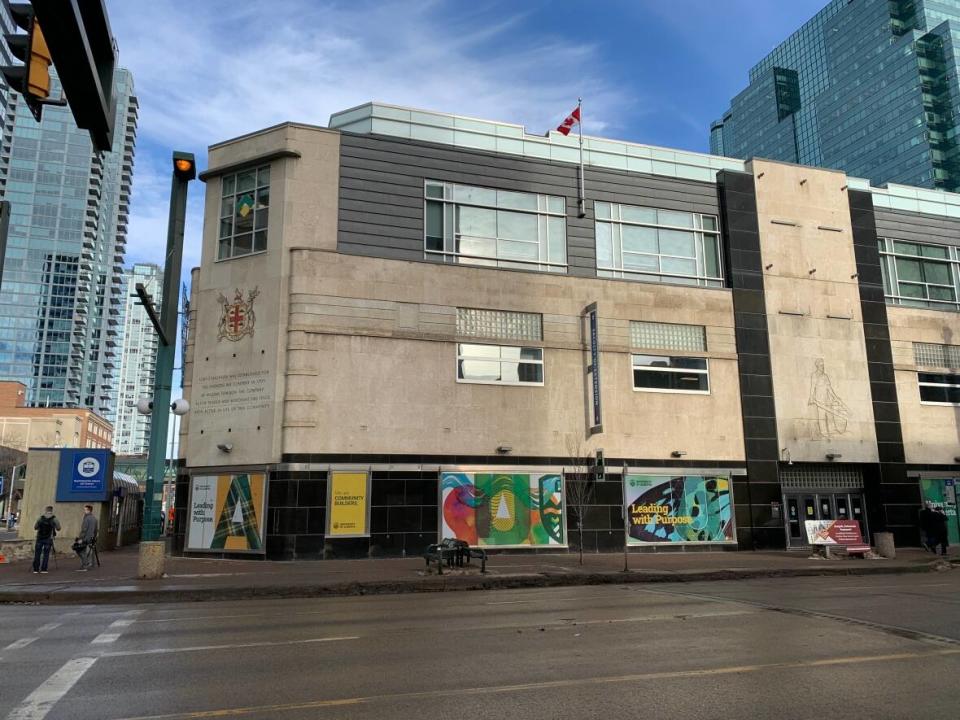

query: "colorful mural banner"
(327, 471), (371, 538)
(624, 474), (734, 544)
(186, 473), (266, 553)
(441, 471), (565, 547)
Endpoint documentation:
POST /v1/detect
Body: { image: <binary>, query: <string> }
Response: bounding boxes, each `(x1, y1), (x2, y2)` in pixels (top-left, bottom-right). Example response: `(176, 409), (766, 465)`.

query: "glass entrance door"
(784, 492), (868, 548)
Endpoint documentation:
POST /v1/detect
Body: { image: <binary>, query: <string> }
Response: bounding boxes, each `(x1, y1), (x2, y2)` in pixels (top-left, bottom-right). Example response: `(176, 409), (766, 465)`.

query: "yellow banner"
(328, 471), (369, 537)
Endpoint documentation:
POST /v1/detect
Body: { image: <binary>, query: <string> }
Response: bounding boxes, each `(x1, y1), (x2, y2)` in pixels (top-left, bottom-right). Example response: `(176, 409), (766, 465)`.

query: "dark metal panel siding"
(873, 207), (960, 247)
(717, 169), (784, 551)
(337, 132), (719, 277)
(850, 191), (919, 546)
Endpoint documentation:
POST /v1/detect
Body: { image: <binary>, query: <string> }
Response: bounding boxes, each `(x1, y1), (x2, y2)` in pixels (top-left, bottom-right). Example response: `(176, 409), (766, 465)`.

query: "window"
(457, 308), (542, 342)
(632, 355), (709, 394)
(914, 342), (960, 368)
(879, 238), (960, 309)
(630, 321), (706, 352)
(218, 165), (270, 260)
(596, 203), (723, 287)
(457, 343), (543, 386)
(918, 372), (960, 404)
(425, 180), (566, 272)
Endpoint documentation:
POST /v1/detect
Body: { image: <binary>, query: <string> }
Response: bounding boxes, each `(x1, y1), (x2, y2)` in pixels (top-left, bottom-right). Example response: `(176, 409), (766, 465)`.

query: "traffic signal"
(172, 152), (197, 182)
(1, 3), (53, 122)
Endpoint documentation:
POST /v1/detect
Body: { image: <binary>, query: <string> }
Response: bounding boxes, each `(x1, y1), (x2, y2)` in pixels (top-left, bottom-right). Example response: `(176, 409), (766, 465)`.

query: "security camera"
(170, 398), (190, 416)
(136, 397), (153, 415)
(216, 443), (233, 453)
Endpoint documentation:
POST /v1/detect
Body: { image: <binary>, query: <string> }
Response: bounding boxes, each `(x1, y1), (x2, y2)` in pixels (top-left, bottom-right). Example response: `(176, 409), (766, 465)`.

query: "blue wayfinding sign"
(56, 449), (112, 502)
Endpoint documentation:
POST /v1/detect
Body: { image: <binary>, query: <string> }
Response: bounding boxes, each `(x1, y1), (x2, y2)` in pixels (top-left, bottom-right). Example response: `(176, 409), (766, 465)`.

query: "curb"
(0, 559), (953, 605)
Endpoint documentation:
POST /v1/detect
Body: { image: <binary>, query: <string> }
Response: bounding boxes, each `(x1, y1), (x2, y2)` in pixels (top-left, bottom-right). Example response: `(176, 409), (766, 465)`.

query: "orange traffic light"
(25, 21), (51, 99)
(1, 5), (53, 121)
(174, 159), (193, 174)
(172, 152), (197, 181)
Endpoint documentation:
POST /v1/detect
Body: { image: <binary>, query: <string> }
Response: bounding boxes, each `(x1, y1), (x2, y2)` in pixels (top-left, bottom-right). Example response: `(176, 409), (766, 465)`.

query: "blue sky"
(107, 0), (827, 277)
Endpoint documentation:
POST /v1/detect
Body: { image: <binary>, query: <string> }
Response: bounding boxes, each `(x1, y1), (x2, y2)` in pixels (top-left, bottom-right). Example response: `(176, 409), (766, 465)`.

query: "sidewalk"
(0, 544), (955, 604)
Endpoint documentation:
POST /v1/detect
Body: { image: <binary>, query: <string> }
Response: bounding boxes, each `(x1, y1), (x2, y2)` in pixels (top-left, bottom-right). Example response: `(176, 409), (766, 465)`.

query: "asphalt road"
(1, 572), (959, 720)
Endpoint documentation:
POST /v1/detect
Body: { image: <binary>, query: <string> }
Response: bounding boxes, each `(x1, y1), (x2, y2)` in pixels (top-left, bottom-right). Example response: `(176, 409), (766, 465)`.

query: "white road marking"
(35, 623), (61, 634)
(485, 600), (531, 605)
(6, 656), (97, 720)
(103, 635), (360, 658)
(3, 637), (37, 651)
(90, 611), (142, 645)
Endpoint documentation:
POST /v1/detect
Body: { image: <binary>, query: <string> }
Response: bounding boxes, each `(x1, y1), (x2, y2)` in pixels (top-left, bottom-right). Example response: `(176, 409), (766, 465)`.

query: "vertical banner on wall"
(441, 471), (565, 547)
(186, 473), (266, 553)
(326, 470), (371, 538)
(624, 474), (735, 544)
(583, 302), (602, 435)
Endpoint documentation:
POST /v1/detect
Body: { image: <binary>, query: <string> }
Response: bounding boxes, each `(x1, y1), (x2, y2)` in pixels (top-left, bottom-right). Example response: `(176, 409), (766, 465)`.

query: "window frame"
(918, 371), (960, 405)
(631, 354), (710, 395)
(878, 237), (960, 310)
(217, 164), (271, 262)
(456, 342), (545, 387)
(424, 180), (567, 273)
(595, 202), (724, 288)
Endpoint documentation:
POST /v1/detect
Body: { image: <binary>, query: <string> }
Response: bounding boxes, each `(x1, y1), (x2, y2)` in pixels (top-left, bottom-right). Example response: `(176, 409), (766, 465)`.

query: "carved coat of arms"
(217, 287), (259, 342)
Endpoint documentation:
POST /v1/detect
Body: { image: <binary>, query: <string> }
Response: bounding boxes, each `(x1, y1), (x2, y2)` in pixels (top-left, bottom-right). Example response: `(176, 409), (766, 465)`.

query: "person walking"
(76, 504), (99, 571)
(31, 506), (60, 574)
(919, 501), (950, 556)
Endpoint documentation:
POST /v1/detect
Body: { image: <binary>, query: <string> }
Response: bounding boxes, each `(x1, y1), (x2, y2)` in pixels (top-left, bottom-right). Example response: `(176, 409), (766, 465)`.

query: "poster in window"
(186, 473), (266, 553)
(624, 474), (735, 544)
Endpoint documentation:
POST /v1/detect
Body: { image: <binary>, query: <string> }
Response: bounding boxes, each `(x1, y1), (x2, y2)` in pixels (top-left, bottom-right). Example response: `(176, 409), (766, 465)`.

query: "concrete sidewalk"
(0, 543), (955, 604)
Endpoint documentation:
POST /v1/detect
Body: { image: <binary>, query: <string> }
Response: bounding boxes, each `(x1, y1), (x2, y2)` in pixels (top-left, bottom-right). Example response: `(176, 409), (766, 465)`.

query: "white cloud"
(110, 0), (632, 280)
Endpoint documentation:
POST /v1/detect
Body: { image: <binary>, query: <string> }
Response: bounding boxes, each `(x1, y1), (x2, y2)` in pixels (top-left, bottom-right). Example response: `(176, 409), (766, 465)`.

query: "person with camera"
(32, 506), (60, 574)
(74, 504), (98, 571)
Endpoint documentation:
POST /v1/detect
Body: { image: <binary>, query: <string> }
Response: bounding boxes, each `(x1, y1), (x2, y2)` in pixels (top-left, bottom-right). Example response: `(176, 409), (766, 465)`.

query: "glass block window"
(595, 202), (723, 287)
(630, 321), (706, 352)
(457, 344), (544, 386)
(219, 165), (270, 260)
(914, 342), (960, 369)
(878, 238), (960, 310)
(457, 308), (542, 342)
(425, 180), (566, 273)
(918, 372), (960, 404)
(780, 466), (863, 489)
(632, 355), (709, 394)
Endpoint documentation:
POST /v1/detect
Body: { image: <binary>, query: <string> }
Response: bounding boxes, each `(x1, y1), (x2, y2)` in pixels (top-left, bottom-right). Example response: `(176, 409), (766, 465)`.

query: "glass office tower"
(711, 0), (960, 192)
(0, 65), (138, 415)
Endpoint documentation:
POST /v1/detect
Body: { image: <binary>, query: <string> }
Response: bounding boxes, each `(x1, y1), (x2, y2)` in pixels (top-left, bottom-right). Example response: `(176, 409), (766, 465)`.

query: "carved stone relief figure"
(808, 358), (850, 440)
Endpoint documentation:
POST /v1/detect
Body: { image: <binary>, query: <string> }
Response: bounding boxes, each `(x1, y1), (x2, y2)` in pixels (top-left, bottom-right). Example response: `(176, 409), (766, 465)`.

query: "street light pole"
(141, 151), (195, 547)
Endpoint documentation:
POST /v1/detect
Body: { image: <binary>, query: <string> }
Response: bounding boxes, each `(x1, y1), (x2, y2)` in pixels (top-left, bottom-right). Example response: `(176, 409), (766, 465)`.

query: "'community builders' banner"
(326, 470), (371, 538)
(187, 473), (266, 553)
(625, 474), (734, 544)
(441, 471), (565, 547)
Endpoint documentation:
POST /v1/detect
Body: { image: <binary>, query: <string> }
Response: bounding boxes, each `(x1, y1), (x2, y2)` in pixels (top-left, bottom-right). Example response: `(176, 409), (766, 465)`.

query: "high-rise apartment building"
(0, 48), (137, 418)
(113, 263), (161, 455)
(711, 0), (960, 192)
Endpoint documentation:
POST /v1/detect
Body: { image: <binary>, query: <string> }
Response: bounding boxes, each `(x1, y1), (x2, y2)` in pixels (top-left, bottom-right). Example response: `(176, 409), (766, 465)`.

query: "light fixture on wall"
(781, 448), (792, 465)
(765, 263), (774, 270)
(217, 443), (233, 454)
(808, 268), (817, 275)
(671, 450), (687, 458)
(954, 457), (960, 463)
(496, 445), (512, 455)
(850, 273), (859, 279)
(825, 453), (842, 461)
(800, 178), (807, 185)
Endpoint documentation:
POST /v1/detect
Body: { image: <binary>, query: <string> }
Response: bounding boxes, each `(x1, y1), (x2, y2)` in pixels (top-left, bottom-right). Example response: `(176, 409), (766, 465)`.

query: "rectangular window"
(457, 343), (544, 386)
(879, 238), (960, 310)
(632, 354), (709, 394)
(425, 180), (566, 272)
(914, 342), (960, 368)
(218, 165), (270, 261)
(630, 321), (706, 352)
(919, 372), (960, 404)
(595, 202), (723, 287)
(456, 308), (542, 342)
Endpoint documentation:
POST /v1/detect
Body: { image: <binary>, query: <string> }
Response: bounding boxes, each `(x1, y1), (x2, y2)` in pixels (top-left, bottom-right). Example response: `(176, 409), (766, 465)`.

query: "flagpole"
(577, 97), (585, 218)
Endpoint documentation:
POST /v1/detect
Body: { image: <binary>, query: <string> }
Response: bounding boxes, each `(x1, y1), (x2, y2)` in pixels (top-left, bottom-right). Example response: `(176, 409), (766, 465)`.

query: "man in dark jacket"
(76, 504), (98, 571)
(919, 501), (949, 556)
(32, 506), (61, 574)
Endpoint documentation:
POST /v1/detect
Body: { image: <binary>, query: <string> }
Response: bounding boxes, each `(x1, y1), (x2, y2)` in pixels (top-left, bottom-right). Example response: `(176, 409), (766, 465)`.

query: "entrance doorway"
(919, 478), (960, 546)
(784, 491), (868, 548)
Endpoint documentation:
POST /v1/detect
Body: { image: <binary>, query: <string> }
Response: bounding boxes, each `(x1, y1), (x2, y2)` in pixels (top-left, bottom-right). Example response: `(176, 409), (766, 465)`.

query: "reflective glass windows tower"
(711, 0), (960, 192)
(0, 65), (138, 415)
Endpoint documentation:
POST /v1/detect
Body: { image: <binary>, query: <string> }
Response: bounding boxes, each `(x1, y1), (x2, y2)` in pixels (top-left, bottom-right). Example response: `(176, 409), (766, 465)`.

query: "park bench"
(424, 537), (487, 575)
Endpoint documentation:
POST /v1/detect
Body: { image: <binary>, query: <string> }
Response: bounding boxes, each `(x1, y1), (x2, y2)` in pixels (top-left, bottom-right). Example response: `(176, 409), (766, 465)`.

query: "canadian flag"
(556, 106), (580, 136)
